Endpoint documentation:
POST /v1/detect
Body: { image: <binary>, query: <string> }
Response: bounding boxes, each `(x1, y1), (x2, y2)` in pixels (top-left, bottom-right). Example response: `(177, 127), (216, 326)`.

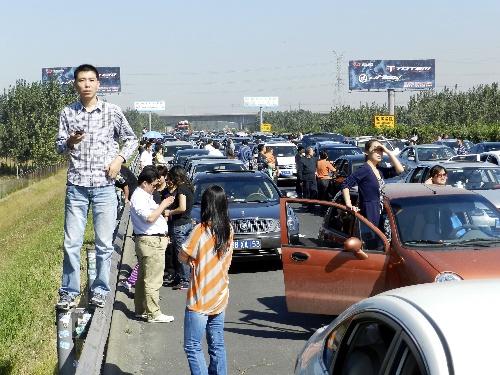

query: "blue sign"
(42, 67), (121, 94)
(348, 59), (435, 91)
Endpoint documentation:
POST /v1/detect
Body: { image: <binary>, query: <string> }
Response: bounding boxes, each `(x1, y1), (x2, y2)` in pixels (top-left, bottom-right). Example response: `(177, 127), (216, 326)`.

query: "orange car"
(280, 184), (500, 315)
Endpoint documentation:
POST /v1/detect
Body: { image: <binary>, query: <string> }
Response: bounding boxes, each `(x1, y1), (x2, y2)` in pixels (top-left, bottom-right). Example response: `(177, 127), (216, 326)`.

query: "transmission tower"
(332, 51), (345, 109)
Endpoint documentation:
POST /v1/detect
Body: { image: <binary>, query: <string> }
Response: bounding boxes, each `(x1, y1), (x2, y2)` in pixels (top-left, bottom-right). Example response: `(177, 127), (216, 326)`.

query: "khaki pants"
(134, 236), (168, 319)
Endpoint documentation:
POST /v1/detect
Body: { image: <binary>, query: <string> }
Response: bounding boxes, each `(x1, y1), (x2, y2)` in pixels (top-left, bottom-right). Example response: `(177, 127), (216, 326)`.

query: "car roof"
(351, 279), (500, 373)
(402, 144), (451, 149)
(264, 142), (297, 146)
(192, 170), (270, 183)
(413, 161), (498, 168)
(190, 159), (244, 166)
(383, 183), (475, 200)
(316, 142), (357, 148)
(177, 149), (209, 154)
(164, 140), (192, 145)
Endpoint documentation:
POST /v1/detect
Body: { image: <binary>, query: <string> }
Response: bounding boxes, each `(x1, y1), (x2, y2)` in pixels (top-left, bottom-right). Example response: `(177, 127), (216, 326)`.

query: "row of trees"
(263, 83), (500, 144)
(0, 79), (499, 175)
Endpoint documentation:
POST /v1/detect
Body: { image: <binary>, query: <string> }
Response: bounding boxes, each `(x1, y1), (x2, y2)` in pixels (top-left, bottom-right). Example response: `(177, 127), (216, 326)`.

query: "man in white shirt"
(140, 142), (153, 170)
(130, 166), (175, 323)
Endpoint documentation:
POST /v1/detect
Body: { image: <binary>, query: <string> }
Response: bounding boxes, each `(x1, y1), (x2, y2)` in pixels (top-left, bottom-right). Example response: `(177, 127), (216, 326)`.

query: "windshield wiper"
(453, 239), (500, 247)
(404, 239), (447, 245)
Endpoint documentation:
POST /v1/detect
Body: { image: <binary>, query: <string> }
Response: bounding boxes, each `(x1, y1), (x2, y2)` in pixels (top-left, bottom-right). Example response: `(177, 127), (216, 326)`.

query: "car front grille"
(231, 218), (275, 234)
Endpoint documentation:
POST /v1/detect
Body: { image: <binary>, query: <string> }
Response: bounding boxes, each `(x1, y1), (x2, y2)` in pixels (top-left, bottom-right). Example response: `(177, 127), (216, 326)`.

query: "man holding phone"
(55, 64), (138, 310)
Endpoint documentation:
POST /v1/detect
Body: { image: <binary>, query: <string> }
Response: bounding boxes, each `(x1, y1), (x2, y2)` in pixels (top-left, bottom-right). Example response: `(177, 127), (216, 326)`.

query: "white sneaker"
(148, 313), (174, 323)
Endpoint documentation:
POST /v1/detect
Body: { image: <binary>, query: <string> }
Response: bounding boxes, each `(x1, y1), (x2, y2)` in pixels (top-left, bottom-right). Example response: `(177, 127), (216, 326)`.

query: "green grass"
(0, 170), (94, 375)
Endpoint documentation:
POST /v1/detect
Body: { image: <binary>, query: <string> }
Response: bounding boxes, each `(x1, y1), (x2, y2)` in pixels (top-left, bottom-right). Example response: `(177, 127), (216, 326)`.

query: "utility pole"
(333, 51), (345, 109)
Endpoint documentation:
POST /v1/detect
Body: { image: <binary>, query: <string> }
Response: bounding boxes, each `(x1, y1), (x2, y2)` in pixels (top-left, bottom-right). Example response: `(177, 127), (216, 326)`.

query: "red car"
(280, 184), (500, 315)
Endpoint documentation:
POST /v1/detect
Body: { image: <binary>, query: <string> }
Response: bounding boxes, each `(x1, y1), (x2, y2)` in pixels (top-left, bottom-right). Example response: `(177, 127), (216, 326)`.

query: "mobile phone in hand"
(75, 130), (84, 136)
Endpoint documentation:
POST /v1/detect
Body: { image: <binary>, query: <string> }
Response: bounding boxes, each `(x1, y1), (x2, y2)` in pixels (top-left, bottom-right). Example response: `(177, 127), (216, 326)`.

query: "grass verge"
(0, 169), (94, 375)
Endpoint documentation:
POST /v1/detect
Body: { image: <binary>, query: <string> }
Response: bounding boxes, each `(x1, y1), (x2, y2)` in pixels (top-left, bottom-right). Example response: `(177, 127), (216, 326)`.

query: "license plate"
(281, 170), (292, 175)
(233, 240), (261, 249)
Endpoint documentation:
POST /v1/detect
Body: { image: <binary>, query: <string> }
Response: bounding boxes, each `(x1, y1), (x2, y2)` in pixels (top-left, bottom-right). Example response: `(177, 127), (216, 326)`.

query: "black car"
(313, 141), (362, 160)
(191, 170), (298, 260)
(469, 142), (500, 154)
(170, 149), (210, 168)
(301, 132), (345, 148)
(330, 154), (396, 197)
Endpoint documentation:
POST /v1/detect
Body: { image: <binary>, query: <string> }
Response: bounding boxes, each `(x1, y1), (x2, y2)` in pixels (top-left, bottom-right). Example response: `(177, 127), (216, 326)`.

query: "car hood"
(417, 248), (500, 278)
(191, 201), (280, 221)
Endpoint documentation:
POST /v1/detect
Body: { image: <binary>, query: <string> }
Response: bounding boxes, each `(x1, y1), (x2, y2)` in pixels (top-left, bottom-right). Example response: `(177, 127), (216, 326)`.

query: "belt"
(135, 233), (168, 237)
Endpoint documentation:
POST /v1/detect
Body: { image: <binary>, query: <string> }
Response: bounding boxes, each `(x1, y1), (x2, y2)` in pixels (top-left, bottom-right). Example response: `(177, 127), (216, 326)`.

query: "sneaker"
(135, 313), (148, 319)
(148, 313), (174, 323)
(56, 293), (75, 310)
(120, 280), (132, 292)
(163, 275), (179, 287)
(90, 292), (106, 308)
(162, 274), (175, 285)
(172, 282), (189, 290)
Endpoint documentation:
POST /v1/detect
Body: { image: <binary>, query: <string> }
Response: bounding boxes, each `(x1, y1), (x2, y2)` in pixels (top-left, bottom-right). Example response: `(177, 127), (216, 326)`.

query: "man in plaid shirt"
(55, 64), (138, 310)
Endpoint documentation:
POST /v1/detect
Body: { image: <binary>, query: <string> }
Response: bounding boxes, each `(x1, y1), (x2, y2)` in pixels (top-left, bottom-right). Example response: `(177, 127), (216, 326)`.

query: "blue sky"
(1, 0), (499, 115)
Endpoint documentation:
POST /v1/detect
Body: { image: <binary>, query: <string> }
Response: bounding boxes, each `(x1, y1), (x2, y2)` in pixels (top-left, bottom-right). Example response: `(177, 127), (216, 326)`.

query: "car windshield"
(484, 144), (500, 152)
(390, 194), (500, 247)
(193, 178), (280, 204)
(325, 148), (361, 160)
(270, 146), (296, 157)
(417, 147), (455, 161)
(164, 145), (192, 157)
(308, 134), (343, 143)
(447, 168), (500, 189)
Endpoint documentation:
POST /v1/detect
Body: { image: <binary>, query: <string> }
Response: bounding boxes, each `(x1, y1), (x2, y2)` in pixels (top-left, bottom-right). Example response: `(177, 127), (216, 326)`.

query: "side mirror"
(284, 190), (298, 198)
(344, 237), (368, 260)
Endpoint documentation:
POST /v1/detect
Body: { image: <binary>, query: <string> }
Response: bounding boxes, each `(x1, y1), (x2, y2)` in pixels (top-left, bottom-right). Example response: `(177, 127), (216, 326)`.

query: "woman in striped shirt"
(180, 185), (234, 375)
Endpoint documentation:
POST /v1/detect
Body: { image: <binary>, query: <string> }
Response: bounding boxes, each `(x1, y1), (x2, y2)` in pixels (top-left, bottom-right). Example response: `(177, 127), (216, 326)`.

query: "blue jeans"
(59, 184), (117, 299)
(184, 308), (226, 375)
(173, 222), (193, 283)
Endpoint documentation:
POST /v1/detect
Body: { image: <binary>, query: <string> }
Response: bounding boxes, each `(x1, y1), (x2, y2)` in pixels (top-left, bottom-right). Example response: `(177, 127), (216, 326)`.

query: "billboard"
(348, 59), (435, 91)
(42, 67), (121, 94)
(243, 96), (279, 108)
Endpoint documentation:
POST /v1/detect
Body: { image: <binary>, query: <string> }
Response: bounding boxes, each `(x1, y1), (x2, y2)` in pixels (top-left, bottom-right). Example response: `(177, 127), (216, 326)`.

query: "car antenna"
(423, 184), (438, 195)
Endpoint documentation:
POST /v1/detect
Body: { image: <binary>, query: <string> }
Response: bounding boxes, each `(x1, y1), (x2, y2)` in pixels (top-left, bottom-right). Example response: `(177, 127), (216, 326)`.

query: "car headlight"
(435, 272), (463, 282)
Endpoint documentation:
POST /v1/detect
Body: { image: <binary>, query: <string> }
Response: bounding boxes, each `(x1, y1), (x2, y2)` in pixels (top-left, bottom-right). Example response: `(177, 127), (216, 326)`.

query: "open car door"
(280, 198), (390, 315)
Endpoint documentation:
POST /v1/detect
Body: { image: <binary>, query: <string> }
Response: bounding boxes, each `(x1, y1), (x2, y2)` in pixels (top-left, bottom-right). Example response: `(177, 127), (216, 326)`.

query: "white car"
(295, 279), (500, 374)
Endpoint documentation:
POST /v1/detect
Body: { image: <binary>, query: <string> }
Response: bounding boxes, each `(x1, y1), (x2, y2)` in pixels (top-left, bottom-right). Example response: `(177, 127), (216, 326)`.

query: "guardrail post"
(56, 309), (76, 374)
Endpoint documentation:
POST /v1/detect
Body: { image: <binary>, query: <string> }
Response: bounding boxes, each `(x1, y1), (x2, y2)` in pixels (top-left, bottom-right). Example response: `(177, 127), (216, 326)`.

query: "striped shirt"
(181, 223), (234, 315)
(55, 99), (138, 187)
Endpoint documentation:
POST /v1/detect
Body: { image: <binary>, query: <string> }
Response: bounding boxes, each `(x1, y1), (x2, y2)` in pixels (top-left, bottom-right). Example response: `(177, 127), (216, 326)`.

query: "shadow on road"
(225, 295), (334, 341)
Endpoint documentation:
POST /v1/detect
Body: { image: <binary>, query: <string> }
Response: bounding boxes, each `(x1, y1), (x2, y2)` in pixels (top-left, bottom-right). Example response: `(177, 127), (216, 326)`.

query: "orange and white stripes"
(181, 224), (234, 315)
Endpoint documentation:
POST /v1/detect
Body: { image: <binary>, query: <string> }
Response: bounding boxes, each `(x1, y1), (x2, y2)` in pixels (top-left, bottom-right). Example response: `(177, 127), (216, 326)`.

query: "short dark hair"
(242, 140), (248, 145)
(138, 166), (159, 185)
(297, 146), (304, 152)
(74, 64), (99, 81)
(258, 143), (266, 153)
(319, 150), (329, 160)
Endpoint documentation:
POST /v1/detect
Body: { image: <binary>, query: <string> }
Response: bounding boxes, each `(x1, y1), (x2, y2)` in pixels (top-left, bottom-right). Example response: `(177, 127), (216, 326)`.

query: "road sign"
(373, 115), (395, 128)
(261, 123), (272, 132)
(134, 101), (165, 111)
(244, 97), (279, 108)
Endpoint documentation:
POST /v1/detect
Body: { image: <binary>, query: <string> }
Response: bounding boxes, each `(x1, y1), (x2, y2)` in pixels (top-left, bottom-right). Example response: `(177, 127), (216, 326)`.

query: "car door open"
(279, 198), (390, 315)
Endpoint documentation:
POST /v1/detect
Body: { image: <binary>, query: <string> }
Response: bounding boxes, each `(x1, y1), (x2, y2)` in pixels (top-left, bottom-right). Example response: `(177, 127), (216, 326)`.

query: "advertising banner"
(348, 60), (435, 91)
(42, 67), (121, 94)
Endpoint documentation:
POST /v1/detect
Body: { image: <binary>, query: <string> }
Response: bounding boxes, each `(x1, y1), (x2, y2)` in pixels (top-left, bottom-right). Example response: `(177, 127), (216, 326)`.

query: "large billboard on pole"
(42, 67), (121, 94)
(348, 59), (435, 91)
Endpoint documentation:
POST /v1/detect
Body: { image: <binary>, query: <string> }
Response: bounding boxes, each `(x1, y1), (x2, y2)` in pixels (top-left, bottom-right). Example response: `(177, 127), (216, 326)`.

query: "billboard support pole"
(259, 107), (263, 127)
(149, 112), (152, 132)
(388, 89), (395, 115)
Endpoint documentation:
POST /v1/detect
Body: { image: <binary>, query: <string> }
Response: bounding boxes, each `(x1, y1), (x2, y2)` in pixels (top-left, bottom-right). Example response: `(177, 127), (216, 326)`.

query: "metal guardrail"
(56, 203), (130, 374)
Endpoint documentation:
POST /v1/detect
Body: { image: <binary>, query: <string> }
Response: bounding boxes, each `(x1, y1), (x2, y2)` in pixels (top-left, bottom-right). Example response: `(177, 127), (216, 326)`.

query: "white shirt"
(140, 150), (153, 167)
(209, 148), (224, 156)
(130, 187), (168, 235)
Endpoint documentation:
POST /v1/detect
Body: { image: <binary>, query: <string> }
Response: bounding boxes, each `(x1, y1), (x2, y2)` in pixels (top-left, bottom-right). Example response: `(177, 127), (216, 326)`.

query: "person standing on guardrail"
(55, 64), (138, 310)
(130, 167), (175, 322)
(180, 185), (234, 375)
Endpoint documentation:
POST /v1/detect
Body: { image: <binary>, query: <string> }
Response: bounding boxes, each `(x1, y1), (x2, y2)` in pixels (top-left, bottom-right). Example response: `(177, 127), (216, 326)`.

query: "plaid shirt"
(55, 99), (138, 187)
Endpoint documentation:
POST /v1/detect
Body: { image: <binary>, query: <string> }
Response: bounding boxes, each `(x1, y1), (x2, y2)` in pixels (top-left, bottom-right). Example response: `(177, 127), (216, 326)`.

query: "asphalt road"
(104, 213), (333, 375)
